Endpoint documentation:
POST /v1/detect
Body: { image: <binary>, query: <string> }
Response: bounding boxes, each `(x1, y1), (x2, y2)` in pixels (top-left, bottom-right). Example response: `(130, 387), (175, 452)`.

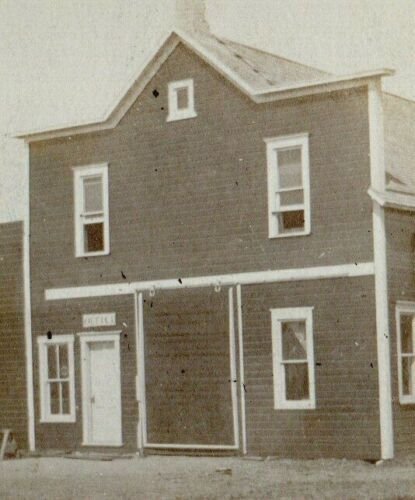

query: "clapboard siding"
(242, 276), (380, 459)
(33, 294), (137, 451)
(28, 43), (378, 457)
(385, 209), (415, 455)
(29, 43), (373, 301)
(0, 221), (27, 448)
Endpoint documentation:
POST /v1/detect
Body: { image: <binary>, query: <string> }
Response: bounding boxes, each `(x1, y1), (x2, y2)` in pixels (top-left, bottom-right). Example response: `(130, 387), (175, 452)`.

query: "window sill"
(166, 111), (198, 122)
(275, 401), (316, 410)
(269, 229), (311, 239)
(399, 398), (415, 405)
(39, 417), (76, 424)
(76, 250), (110, 258)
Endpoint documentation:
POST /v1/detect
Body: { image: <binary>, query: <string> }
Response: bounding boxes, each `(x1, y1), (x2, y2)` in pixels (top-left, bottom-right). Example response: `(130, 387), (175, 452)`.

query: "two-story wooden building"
(16, 2), (415, 460)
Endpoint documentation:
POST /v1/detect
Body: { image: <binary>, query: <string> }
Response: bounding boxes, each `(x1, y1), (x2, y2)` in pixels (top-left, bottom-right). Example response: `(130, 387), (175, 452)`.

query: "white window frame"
(73, 163), (110, 257)
(271, 307), (316, 410)
(264, 133), (311, 238)
(37, 334), (76, 423)
(396, 301), (415, 404)
(166, 79), (197, 122)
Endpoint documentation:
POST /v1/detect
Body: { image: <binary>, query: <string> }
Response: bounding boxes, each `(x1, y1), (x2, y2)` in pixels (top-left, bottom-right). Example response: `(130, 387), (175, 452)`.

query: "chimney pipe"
(175, 0), (209, 33)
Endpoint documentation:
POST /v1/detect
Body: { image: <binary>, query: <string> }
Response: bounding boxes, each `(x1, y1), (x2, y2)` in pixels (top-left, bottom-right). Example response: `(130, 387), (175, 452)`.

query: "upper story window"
(73, 164), (110, 257)
(167, 79), (197, 122)
(265, 133), (311, 238)
(396, 302), (415, 404)
(38, 335), (76, 423)
(271, 307), (316, 410)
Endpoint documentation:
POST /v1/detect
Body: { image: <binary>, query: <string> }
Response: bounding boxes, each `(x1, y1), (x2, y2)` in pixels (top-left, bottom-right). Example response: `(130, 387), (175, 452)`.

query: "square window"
(265, 134), (311, 238)
(271, 307), (315, 409)
(396, 304), (415, 403)
(73, 164), (110, 257)
(38, 335), (76, 423)
(167, 79), (197, 122)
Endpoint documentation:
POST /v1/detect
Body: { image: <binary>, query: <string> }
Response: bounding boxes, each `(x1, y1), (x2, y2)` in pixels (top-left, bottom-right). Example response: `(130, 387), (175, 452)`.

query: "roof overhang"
(15, 28), (394, 143)
(368, 187), (415, 212)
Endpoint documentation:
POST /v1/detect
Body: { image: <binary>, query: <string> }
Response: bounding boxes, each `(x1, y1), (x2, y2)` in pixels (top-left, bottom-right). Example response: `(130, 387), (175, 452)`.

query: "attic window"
(167, 79), (197, 122)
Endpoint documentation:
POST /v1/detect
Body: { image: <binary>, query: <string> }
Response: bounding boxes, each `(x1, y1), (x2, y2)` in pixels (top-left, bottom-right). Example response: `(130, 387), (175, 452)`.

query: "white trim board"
(368, 80), (394, 460)
(368, 187), (415, 212)
(45, 262), (375, 301)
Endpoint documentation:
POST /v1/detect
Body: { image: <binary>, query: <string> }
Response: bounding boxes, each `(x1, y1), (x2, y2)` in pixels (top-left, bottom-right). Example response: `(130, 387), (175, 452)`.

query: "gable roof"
(16, 28), (393, 142)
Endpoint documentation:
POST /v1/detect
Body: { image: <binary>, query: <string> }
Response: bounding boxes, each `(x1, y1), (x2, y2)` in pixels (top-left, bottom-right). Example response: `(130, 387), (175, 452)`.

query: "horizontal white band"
(45, 262), (375, 301)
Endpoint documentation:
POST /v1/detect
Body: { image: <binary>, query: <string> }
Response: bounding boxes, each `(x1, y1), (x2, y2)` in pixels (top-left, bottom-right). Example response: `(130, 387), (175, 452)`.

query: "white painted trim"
(144, 443), (239, 450)
(73, 163), (110, 258)
(138, 293), (148, 447)
(45, 262), (375, 301)
(166, 78), (197, 122)
(265, 133), (311, 238)
(368, 187), (415, 212)
(80, 331), (122, 447)
(236, 285), (247, 455)
(133, 293), (142, 452)
(228, 288), (240, 449)
(14, 25), (394, 143)
(368, 80), (394, 459)
(37, 335), (76, 423)
(23, 143), (35, 450)
(271, 307), (316, 410)
(395, 302), (415, 405)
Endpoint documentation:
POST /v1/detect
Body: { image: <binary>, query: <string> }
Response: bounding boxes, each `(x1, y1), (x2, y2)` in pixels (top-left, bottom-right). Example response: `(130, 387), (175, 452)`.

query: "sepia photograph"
(1, 0), (415, 498)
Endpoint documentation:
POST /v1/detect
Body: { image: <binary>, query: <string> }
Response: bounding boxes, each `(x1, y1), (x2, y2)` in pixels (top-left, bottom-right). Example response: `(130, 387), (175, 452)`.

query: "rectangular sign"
(82, 313), (116, 328)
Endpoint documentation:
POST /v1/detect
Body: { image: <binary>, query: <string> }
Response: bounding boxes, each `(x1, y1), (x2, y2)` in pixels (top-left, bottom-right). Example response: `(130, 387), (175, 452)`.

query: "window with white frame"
(271, 307), (315, 409)
(73, 163), (110, 257)
(167, 79), (197, 122)
(396, 302), (415, 404)
(38, 335), (75, 423)
(265, 133), (311, 238)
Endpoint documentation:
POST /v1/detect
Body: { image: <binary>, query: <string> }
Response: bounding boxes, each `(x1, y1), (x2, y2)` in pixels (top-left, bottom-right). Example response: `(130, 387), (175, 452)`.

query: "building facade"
(13, 20), (415, 460)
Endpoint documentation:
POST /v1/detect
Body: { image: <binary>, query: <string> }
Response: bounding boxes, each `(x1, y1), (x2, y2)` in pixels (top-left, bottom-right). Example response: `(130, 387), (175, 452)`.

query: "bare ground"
(1, 455), (415, 499)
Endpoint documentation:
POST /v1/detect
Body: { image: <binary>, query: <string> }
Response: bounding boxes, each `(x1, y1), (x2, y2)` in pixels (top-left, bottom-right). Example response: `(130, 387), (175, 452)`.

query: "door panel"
(82, 336), (122, 446)
(144, 288), (234, 446)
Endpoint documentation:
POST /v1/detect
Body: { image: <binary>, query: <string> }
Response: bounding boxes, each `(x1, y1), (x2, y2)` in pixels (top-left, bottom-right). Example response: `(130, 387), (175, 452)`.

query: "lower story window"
(396, 302), (415, 404)
(271, 307), (316, 409)
(37, 335), (76, 422)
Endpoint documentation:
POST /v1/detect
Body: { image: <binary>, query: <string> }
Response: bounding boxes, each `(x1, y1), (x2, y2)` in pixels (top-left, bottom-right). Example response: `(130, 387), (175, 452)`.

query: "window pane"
(282, 321), (307, 360)
(62, 382), (70, 414)
(47, 345), (57, 379)
(277, 148), (302, 189)
(83, 176), (103, 213)
(279, 210), (304, 231)
(49, 382), (61, 414)
(401, 315), (414, 354)
(84, 223), (104, 252)
(402, 356), (415, 396)
(285, 362), (309, 400)
(279, 189), (304, 206)
(59, 345), (69, 379)
(176, 87), (189, 110)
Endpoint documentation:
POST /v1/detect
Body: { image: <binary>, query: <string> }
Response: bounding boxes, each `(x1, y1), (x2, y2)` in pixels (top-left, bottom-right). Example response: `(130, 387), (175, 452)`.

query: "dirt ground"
(1, 455), (415, 499)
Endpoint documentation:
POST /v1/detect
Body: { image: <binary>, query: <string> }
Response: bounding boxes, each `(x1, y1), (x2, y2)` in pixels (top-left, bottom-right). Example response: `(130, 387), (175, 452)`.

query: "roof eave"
(368, 187), (415, 212)
(14, 28), (395, 143)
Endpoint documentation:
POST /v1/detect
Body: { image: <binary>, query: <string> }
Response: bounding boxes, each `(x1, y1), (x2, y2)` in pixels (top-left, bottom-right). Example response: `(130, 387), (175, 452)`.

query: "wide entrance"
(80, 332), (122, 447)
(139, 287), (239, 450)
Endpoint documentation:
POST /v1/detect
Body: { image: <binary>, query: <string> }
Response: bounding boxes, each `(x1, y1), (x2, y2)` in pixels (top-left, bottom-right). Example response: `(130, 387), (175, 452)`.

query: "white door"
(81, 334), (122, 446)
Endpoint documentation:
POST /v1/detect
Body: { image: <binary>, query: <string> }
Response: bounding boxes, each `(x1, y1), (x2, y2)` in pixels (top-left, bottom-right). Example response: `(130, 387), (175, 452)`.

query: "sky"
(0, 0), (414, 223)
